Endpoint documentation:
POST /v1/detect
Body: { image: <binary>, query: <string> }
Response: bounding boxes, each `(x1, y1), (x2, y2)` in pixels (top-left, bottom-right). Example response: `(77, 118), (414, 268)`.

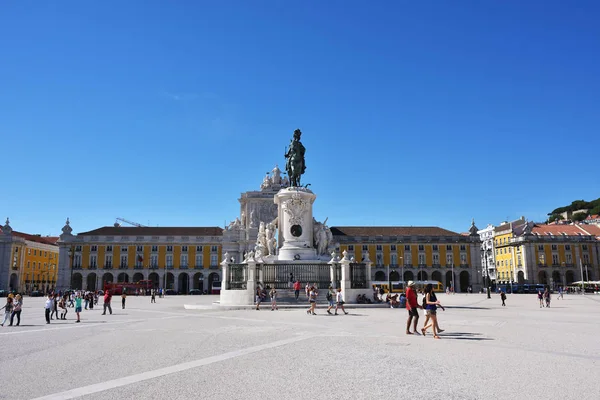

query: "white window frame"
(195, 254), (203, 267)
(90, 255), (97, 267)
(391, 254), (397, 265)
(120, 255), (128, 268)
(210, 254), (218, 266)
(433, 254), (439, 265)
(151, 254), (158, 267)
(166, 255), (173, 267)
(446, 254), (453, 265)
(105, 255), (113, 267)
(181, 254), (188, 267)
(418, 253), (426, 265)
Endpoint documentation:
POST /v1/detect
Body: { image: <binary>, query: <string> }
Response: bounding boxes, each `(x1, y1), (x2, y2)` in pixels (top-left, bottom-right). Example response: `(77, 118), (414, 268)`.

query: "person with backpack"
(255, 286), (263, 310)
(326, 286), (336, 315)
(537, 290), (544, 308)
(500, 291), (507, 307)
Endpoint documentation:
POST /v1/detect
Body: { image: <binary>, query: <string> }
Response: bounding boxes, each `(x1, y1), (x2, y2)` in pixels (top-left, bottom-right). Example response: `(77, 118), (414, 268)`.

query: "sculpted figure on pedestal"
(284, 129), (306, 187)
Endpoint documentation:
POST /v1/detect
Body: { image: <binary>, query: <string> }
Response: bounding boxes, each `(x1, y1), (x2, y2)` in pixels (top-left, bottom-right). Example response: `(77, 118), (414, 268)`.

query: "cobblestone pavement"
(1, 293), (598, 400)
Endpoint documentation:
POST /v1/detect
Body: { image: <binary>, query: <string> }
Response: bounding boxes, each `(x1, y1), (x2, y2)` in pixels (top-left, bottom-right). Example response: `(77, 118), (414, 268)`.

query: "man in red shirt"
(293, 280), (302, 300)
(405, 281), (421, 335)
(102, 290), (113, 315)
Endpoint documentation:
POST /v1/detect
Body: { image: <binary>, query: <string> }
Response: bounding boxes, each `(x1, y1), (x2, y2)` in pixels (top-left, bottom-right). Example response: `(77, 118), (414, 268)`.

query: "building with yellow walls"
(333, 223), (481, 292)
(492, 220), (599, 287)
(56, 220), (223, 293)
(0, 218), (59, 293)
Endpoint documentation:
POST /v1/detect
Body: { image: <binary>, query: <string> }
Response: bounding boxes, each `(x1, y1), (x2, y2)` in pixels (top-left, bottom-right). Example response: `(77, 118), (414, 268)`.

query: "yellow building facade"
(0, 218), (59, 293)
(57, 221), (223, 293)
(333, 225), (480, 292)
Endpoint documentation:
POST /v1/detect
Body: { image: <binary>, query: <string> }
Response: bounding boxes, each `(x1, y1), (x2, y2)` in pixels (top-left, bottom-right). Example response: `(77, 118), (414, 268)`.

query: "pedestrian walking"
(44, 294), (53, 324)
(10, 294), (23, 326)
(334, 288), (349, 315)
(405, 281), (422, 335)
(151, 289), (156, 303)
(537, 290), (544, 308)
(255, 286), (264, 310)
(288, 273), (294, 289)
(74, 293), (82, 323)
(0, 297), (14, 327)
(102, 290), (113, 315)
(270, 287), (278, 311)
(50, 294), (59, 320)
(421, 283), (445, 339)
(121, 292), (127, 309)
(305, 283), (310, 299)
(326, 286), (336, 315)
(421, 289), (444, 333)
(500, 291), (507, 307)
(293, 280), (301, 300)
(84, 292), (89, 310)
(59, 295), (68, 320)
(68, 292), (74, 308)
(557, 287), (564, 299)
(306, 286), (318, 315)
(544, 288), (551, 308)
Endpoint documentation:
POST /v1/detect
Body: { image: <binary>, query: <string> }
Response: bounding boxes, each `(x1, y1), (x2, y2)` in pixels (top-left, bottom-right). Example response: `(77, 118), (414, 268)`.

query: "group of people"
(255, 281), (349, 315)
(405, 281), (445, 339)
(538, 288), (552, 308)
(0, 293), (23, 326)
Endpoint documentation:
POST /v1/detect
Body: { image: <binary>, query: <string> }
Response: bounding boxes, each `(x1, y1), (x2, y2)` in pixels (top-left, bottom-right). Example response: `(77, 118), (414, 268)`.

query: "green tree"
(572, 212), (588, 222)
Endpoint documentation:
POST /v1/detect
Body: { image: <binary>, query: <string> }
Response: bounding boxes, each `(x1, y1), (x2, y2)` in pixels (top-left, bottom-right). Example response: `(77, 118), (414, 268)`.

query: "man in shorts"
(74, 293), (83, 323)
(405, 281), (422, 335)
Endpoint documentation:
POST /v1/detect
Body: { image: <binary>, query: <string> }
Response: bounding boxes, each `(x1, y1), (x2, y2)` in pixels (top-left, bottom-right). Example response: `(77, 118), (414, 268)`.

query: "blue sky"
(1, 1), (599, 236)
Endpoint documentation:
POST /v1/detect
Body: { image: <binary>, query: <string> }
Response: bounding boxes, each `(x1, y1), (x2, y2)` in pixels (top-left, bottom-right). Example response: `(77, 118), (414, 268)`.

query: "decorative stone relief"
(282, 192), (309, 226)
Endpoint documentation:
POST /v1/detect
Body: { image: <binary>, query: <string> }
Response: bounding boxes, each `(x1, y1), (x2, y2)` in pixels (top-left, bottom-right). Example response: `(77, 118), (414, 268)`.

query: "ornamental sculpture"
(284, 129), (306, 187)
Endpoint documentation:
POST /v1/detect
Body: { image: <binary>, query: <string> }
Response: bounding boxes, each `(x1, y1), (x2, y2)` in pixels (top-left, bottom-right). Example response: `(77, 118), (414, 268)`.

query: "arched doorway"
(417, 271), (428, 281)
(193, 272), (204, 291)
(403, 271), (414, 282)
(133, 272), (144, 283)
(445, 271), (454, 290)
(166, 272), (175, 290)
(583, 270), (591, 281)
(178, 273), (189, 294)
(390, 271), (400, 281)
(87, 273), (97, 291)
(72, 273), (83, 290)
(118, 273), (129, 283)
(374, 271), (385, 281)
(431, 271), (442, 283)
(538, 270), (547, 285)
(9, 273), (19, 292)
(149, 272), (160, 288)
(565, 270), (575, 284)
(102, 273), (114, 288)
(208, 272), (220, 294)
(552, 271), (561, 287)
(459, 271), (470, 292)
(517, 271), (525, 284)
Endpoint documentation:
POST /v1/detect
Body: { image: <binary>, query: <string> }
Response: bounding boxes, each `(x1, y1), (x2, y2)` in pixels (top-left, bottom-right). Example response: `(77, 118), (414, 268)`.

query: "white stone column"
(274, 187), (317, 261)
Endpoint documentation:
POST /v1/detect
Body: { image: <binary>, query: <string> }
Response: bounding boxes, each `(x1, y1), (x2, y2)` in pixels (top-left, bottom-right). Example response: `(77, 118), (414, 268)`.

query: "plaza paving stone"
(1, 293), (599, 399)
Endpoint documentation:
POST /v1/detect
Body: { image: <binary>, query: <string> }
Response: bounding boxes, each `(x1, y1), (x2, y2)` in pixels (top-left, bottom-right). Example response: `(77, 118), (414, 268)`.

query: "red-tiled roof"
(586, 214), (600, 220)
(77, 226), (223, 236)
(531, 224), (592, 236)
(330, 226), (460, 237)
(12, 231), (59, 246)
(579, 224), (600, 238)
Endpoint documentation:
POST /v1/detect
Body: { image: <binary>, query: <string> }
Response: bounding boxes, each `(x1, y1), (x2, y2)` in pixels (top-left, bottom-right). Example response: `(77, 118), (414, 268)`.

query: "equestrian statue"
(284, 129), (306, 187)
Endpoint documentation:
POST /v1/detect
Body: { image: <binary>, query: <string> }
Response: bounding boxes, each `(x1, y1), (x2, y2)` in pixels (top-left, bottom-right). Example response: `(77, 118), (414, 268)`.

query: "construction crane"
(115, 217), (148, 228)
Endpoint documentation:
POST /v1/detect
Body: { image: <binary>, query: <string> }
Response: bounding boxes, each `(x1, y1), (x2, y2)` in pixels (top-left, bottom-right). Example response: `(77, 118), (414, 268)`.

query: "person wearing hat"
(405, 281), (422, 335)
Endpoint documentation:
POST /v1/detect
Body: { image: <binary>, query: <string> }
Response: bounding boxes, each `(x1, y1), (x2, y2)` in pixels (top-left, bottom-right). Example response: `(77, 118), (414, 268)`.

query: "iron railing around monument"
(350, 262), (367, 289)
(332, 263), (341, 289)
(227, 264), (247, 290)
(259, 264), (331, 290)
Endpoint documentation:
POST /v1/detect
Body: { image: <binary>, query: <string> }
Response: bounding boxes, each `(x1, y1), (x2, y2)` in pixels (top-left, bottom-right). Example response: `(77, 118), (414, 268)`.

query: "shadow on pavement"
(445, 306), (491, 310)
(440, 332), (493, 341)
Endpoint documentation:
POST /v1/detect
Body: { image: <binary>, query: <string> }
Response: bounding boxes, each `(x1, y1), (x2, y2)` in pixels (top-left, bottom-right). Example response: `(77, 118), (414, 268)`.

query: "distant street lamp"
(480, 247), (492, 299)
(68, 246), (75, 289)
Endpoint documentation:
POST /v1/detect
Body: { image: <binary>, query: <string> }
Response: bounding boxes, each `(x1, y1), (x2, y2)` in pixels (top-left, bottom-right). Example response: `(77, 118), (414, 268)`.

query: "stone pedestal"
(274, 187), (317, 261)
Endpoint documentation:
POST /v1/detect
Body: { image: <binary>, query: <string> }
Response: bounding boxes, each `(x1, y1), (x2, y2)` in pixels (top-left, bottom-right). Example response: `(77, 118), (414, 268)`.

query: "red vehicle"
(104, 280), (154, 295)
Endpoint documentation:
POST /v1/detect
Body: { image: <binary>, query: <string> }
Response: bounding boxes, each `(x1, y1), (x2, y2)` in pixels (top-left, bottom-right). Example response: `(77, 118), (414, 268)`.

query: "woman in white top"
(335, 288), (349, 315)
(306, 286), (318, 315)
(269, 288), (278, 311)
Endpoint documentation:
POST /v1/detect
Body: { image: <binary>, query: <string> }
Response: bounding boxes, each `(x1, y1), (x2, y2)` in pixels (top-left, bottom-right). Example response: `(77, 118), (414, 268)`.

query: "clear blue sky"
(2, 1), (599, 236)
